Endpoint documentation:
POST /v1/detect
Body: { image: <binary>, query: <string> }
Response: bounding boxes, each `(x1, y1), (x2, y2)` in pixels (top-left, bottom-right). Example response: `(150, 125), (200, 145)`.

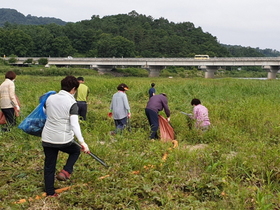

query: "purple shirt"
(146, 94), (170, 117)
(193, 104), (210, 127)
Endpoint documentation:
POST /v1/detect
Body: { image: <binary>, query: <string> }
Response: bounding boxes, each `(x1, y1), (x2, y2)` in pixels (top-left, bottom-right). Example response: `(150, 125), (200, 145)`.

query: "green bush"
(8, 57), (17, 64)
(37, 58), (48, 66)
(114, 67), (149, 77)
(23, 58), (35, 66)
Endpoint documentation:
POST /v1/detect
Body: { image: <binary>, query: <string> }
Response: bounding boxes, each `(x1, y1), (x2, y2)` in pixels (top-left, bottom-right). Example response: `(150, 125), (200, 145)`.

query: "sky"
(2, 0), (280, 51)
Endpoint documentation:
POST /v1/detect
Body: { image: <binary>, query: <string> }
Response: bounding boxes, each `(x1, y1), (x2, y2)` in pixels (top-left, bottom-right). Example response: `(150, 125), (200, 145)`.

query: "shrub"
(8, 57), (17, 64)
(23, 58), (35, 66)
(37, 58), (48, 66)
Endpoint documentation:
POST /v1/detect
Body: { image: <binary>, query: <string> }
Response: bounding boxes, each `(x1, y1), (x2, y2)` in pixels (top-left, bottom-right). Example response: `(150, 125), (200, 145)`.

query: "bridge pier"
(96, 65), (114, 74)
(262, 65), (280, 79)
(199, 65), (219, 78)
(148, 66), (165, 77)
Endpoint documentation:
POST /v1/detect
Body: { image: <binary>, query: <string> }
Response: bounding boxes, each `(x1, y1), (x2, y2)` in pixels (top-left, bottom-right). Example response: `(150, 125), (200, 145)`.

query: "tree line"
(0, 10), (279, 58)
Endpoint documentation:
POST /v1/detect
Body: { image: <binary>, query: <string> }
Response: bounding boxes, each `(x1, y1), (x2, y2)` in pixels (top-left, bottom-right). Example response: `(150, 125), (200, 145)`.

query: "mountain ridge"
(0, 8), (67, 26)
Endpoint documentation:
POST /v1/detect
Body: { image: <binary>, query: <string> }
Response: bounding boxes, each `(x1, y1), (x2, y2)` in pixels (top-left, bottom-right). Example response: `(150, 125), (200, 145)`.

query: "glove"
(167, 117), (170, 122)
(16, 105), (20, 111)
(108, 112), (112, 118)
(127, 113), (131, 118)
(80, 142), (90, 153)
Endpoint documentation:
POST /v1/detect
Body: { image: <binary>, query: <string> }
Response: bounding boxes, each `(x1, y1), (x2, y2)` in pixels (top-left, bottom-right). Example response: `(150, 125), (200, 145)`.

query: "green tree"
(1, 29), (33, 56)
(97, 34), (135, 57)
(50, 36), (76, 57)
(21, 25), (53, 57)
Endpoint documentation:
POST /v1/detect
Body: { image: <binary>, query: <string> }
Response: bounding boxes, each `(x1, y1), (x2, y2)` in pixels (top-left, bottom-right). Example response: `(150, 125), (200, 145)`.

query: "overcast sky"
(2, 0), (280, 51)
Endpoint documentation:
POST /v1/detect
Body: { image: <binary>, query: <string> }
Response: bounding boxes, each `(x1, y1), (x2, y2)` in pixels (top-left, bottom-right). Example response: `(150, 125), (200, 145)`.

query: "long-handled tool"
(73, 141), (109, 168)
(180, 111), (192, 117)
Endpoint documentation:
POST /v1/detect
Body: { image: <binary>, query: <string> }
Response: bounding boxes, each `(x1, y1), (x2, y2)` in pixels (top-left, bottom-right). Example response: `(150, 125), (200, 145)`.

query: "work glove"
(16, 105), (20, 111)
(127, 113), (131, 118)
(167, 117), (170, 122)
(108, 112), (112, 118)
(80, 142), (90, 153)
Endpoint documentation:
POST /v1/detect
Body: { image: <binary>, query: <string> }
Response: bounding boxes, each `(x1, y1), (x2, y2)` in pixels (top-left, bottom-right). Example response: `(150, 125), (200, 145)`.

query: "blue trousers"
(43, 143), (80, 195)
(145, 108), (159, 139)
(114, 117), (128, 134)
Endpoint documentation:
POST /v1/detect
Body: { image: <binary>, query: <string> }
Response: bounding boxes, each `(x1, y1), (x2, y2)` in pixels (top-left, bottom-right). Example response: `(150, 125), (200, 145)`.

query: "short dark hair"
(61, 76), (80, 92)
(117, 83), (129, 91)
(151, 83), (155, 87)
(5, 71), (16, 80)
(77, 77), (84, 81)
(191, 98), (201, 106)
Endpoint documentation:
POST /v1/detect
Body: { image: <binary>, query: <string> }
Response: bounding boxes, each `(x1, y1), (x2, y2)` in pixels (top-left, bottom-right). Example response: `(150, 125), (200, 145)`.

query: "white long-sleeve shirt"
(42, 90), (84, 145)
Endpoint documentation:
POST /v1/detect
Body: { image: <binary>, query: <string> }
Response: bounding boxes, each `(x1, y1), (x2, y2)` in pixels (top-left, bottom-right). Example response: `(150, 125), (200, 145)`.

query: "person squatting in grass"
(41, 75), (90, 197)
(75, 76), (90, 120)
(145, 93), (170, 140)
(190, 98), (210, 130)
(108, 83), (131, 135)
(0, 71), (20, 131)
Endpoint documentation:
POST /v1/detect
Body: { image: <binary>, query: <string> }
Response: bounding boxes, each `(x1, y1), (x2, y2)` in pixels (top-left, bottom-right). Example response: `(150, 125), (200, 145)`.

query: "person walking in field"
(0, 71), (20, 131)
(108, 83), (131, 135)
(41, 75), (90, 197)
(75, 77), (89, 120)
(148, 83), (156, 98)
(145, 93), (170, 140)
(190, 98), (210, 130)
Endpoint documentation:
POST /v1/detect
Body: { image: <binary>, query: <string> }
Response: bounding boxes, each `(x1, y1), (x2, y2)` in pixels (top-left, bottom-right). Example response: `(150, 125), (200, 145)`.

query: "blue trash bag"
(18, 91), (56, 137)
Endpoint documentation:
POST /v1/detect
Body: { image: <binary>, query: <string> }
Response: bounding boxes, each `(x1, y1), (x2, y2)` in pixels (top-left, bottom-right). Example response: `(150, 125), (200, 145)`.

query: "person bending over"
(145, 93), (170, 140)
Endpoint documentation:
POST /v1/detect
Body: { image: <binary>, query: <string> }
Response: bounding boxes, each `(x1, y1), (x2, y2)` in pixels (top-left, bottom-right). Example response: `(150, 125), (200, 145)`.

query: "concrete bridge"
(9, 57), (280, 79)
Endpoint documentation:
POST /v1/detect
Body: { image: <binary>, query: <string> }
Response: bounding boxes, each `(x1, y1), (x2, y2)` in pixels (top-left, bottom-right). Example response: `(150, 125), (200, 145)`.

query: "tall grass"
(1, 75), (280, 209)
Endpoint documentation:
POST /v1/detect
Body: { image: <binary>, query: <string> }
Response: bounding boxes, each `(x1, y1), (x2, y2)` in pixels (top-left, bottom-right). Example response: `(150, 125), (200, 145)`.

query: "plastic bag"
(18, 91), (56, 136)
(18, 103), (46, 136)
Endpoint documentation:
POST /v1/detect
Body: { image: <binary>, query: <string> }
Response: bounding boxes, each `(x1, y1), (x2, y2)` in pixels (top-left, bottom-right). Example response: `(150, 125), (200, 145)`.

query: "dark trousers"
(145, 108), (159, 139)
(77, 101), (87, 120)
(1, 108), (16, 127)
(114, 117), (128, 134)
(43, 143), (80, 195)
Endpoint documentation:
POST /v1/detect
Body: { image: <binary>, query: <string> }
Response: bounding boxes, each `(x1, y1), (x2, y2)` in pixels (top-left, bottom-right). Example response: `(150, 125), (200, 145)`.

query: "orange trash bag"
(158, 115), (175, 142)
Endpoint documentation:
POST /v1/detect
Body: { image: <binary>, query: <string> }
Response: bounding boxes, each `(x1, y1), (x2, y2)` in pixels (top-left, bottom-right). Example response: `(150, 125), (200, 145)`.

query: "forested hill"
(0, 8), (67, 26)
(0, 9), (279, 58)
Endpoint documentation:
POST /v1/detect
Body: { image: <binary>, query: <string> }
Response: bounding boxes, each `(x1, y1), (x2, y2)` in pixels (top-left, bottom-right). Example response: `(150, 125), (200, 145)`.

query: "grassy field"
(1, 74), (280, 209)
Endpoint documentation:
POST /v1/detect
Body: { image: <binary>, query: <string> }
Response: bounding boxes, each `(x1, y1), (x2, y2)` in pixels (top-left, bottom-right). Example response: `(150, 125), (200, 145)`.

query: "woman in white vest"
(41, 75), (90, 197)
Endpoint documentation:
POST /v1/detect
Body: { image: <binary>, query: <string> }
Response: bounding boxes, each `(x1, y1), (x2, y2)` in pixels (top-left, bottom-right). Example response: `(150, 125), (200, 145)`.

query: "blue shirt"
(148, 87), (155, 98)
